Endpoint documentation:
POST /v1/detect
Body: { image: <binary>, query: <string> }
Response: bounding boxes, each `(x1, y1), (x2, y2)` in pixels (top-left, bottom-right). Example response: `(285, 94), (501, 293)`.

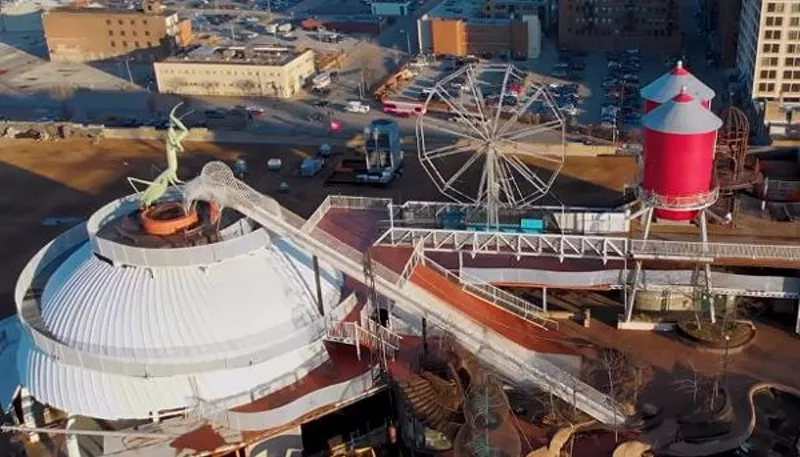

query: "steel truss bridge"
(311, 197), (800, 330)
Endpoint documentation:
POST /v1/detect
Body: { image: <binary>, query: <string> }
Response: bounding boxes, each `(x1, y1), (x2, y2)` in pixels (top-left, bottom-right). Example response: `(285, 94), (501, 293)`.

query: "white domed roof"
(640, 61), (716, 103)
(643, 88), (723, 134)
(39, 236), (342, 361)
(18, 336), (330, 419)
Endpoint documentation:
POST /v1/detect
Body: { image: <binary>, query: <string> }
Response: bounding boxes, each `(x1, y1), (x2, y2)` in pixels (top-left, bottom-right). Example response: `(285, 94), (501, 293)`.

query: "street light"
(722, 333), (731, 390)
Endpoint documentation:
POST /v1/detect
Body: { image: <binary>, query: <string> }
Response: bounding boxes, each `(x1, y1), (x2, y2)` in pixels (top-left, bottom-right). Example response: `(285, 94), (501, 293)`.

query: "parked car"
(344, 100), (370, 113)
(560, 104), (578, 116)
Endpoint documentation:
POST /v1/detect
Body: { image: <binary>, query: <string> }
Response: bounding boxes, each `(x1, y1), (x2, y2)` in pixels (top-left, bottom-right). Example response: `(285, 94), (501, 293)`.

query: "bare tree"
(350, 40), (386, 93)
(534, 376), (592, 428)
(585, 347), (653, 440)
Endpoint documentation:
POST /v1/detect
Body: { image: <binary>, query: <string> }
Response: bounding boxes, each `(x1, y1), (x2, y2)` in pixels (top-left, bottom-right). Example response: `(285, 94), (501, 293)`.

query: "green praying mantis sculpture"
(128, 103), (190, 207)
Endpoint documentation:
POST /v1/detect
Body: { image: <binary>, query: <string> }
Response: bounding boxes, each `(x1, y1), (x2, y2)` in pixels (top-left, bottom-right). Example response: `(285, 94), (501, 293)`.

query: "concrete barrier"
(0, 120), (620, 156)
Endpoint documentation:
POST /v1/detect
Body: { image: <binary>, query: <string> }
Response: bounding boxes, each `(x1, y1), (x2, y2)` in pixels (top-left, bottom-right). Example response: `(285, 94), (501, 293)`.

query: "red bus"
(382, 99), (427, 117)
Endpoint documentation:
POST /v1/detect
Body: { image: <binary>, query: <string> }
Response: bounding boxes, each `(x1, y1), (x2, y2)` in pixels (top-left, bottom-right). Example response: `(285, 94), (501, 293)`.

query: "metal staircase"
(183, 162), (624, 425)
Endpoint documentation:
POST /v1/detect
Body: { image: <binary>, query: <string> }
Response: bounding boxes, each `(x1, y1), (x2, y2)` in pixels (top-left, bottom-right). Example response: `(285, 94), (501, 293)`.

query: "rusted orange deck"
(410, 264), (579, 356)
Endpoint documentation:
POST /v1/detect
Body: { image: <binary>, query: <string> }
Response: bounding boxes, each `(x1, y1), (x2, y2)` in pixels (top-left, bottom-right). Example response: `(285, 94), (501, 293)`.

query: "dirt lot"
(0, 137), (647, 318)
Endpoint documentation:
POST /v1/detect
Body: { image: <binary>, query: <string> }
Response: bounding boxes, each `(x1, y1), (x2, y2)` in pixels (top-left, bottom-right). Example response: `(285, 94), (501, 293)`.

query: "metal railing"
(637, 186), (720, 211)
(375, 227), (630, 263)
(419, 257), (554, 329)
(182, 162), (624, 425)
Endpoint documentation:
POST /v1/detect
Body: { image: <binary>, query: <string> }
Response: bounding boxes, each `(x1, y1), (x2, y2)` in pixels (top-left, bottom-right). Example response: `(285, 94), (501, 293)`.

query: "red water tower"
(640, 61), (716, 113)
(640, 87), (723, 221)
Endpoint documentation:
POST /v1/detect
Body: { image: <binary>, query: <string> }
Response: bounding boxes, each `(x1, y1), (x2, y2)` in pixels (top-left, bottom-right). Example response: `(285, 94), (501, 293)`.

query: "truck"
(277, 22), (293, 33)
(265, 23), (278, 34)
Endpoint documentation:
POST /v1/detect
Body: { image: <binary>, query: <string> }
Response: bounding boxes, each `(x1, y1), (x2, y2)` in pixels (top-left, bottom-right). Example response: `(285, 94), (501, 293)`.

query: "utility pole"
(124, 58), (134, 85)
(358, 68), (365, 100)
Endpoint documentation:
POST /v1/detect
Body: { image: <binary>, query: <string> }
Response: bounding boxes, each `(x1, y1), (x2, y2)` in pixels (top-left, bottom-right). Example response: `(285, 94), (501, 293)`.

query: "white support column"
(388, 202), (395, 244)
(542, 287), (548, 312)
(355, 325), (361, 361)
(700, 210), (716, 324)
(65, 416), (82, 457)
(19, 387), (39, 443)
(625, 207), (654, 322)
(795, 299), (800, 335)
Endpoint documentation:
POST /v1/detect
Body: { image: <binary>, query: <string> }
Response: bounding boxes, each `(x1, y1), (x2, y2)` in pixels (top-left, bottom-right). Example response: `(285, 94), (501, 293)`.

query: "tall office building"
(557, 0), (681, 52)
(737, 0), (800, 102)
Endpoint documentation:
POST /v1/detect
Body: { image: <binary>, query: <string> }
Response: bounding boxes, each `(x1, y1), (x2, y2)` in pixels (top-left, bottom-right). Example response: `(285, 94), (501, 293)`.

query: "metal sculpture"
(128, 103), (190, 207)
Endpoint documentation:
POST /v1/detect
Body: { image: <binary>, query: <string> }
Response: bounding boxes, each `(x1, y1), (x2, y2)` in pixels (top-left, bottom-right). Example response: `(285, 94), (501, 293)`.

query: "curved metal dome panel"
(18, 337), (330, 420)
(39, 237), (343, 361)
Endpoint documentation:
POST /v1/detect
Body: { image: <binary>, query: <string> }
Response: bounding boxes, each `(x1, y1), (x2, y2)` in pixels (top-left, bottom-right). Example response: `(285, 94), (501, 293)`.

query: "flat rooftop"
(45, 5), (174, 16)
(162, 45), (310, 66)
(425, 0), (543, 22)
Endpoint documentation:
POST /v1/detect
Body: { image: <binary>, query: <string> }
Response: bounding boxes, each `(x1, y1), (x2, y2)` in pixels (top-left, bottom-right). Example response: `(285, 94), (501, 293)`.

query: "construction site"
(1, 62), (800, 457)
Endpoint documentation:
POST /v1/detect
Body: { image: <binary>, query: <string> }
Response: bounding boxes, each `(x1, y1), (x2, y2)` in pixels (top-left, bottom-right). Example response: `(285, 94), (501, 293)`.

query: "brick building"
(154, 46), (316, 98)
(558, 0), (681, 52)
(42, 0), (192, 63)
(417, 0), (544, 59)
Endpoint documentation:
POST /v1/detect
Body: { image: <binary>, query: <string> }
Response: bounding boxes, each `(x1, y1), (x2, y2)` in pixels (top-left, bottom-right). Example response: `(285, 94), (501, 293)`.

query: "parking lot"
(306, 0), (371, 16)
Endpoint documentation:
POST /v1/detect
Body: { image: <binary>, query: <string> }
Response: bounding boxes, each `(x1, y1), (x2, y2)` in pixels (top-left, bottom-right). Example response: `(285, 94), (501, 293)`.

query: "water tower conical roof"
(642, 87), (723, 134)
(640, 61), (716, 103)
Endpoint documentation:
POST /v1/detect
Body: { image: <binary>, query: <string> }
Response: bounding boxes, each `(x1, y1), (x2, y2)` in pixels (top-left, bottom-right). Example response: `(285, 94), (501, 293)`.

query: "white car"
(560, 104), (578, 116)
(344, 101), (370, 114)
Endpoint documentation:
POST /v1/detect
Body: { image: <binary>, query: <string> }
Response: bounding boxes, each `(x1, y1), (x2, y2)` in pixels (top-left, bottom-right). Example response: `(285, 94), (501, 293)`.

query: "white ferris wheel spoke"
(423, 141), (475, 161)
(431, 85), (489, 141)
(503, 139), (566, 166)
(445, 149), (484, 188)
(496, 85), (545, 137)
(497, 154), (526, 205)
(424, 116), (485, 143)
(504, 154), (550, 194)
(500, 119), (564, 143)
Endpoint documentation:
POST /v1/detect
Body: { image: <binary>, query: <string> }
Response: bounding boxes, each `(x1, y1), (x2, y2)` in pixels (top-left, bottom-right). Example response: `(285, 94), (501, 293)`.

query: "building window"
(765, 30), (782, 40)
(118, 19), (123, 25)
(785, 70), (793, 79)
(791, 17), (800, 27)
(120, 30), (125, 36)
(147, 41), (152, 47)
(106, 19), (111, 25)
(132, 31), (138, 36)
(759, 83), (767, 91)
(122, 41), (128, 47)
(783, 83), (791, 93)
(145, 31), (150, 36)
(110, 41), (116, 47)
(143, 19), (148, 25)
(135, 41), (140, 47)
(108, 30), (114, 36)
(130, 19), (135, 25)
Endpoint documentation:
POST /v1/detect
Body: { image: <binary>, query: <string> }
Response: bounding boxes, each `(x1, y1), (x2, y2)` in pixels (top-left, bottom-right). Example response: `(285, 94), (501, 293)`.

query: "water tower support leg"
(700, 210), (716, 324)
(625, 207), (654, 323)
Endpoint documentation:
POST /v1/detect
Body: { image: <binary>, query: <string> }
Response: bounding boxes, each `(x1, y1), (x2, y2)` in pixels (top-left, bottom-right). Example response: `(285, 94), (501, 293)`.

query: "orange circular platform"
(141, 202), (200, 236)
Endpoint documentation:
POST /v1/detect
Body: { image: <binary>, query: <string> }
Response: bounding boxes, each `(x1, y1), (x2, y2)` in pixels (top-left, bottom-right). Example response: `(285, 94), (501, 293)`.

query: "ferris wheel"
(415, 63), (566, 227)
